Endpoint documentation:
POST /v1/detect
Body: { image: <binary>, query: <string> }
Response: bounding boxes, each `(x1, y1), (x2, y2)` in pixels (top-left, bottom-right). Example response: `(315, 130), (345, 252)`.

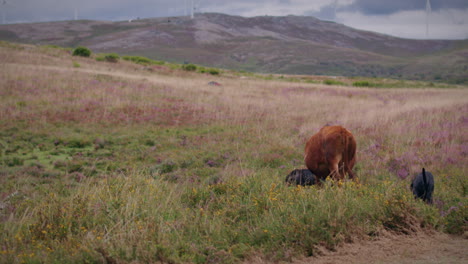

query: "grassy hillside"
(0, 42), (467, 263)
(0, 13), (467, 84)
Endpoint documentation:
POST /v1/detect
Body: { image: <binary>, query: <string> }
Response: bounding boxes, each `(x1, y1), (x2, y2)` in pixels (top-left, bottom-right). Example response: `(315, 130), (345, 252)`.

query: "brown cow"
(304, 125), (356, 181)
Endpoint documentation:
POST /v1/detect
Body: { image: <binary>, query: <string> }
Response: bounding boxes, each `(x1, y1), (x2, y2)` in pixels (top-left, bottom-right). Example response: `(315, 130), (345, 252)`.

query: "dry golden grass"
(2, 43), (467, 180)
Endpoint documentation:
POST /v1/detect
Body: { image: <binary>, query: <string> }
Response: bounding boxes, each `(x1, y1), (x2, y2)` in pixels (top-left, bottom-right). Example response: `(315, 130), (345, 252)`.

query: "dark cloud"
(2, 0), (182, 22)
(343, 0), (468, 15)
(5, 0), (467, 23)
(425, 0), (468, 10)
(306, 3), (336, 21)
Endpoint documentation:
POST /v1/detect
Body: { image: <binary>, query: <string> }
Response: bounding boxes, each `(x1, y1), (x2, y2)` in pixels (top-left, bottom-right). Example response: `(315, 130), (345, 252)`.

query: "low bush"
(182, 64), (197, 71)
(352, 81), (373, 87)
(122, 55), (152, 65)
(96, 53), (120, 63)
(208, 68), (220, 75)
(72, 46), (91, 57)
(199, 67), (220, 75)
(324, 79), (346, 86)
(122, 56), (164, 65)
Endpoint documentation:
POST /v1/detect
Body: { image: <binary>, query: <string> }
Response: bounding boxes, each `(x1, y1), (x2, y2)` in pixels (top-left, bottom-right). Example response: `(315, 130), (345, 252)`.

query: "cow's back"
(304, 126), (356, 180)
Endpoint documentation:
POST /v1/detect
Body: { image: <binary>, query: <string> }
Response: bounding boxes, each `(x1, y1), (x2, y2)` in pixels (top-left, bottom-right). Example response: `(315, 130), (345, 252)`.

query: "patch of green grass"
(199, 67), (221, 75)
(208, 68), (220, 75)
(0, 40), (24, 49)
(96, 53), (120, 63)
(122, 55), (165, 65)
(323, 79), (346, 86)
(352, 80), (373, 87)
(182, 64), (197, 71)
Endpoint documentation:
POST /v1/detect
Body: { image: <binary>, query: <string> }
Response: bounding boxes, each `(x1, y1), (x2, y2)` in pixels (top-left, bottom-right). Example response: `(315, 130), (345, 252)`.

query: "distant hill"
(1, 13), (467, 83)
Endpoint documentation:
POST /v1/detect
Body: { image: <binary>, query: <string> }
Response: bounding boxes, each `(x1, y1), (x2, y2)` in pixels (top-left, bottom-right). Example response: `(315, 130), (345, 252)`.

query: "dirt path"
(311, 232), (467, 264)
(248, 232), (467, 264)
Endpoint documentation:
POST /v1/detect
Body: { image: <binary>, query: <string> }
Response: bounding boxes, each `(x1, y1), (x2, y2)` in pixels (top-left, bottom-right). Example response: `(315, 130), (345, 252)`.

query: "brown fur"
(304, 126), (356, 181)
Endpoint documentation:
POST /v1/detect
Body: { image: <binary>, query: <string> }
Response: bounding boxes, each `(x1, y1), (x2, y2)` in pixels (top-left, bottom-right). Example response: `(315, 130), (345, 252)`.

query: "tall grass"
(0, 171), (443, 263)
(0, 42), (467, 263)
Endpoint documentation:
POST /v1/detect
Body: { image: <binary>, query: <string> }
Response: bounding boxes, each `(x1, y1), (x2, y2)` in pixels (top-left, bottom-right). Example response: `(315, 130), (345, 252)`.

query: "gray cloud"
(1, 0), (467, 39)
(342, 0), (468, 15)
(338, 8), (468, 39)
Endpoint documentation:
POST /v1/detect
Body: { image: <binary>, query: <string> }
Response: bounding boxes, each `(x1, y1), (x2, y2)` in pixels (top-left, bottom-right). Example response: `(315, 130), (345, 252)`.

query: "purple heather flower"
(397, 168), (408, 179)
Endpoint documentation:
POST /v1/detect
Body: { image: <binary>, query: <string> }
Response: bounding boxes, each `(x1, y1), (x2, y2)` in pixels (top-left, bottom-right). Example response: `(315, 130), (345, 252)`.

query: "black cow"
(285, 169), (317, 186)
(410, 168), (435, 204)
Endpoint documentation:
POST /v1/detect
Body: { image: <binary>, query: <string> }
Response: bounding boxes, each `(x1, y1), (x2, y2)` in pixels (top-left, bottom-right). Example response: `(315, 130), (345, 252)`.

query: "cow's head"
(285, 169), (316, 186)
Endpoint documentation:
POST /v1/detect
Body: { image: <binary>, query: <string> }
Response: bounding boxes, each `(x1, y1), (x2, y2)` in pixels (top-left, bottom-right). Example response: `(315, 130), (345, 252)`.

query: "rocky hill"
(1, 13), (467, 83)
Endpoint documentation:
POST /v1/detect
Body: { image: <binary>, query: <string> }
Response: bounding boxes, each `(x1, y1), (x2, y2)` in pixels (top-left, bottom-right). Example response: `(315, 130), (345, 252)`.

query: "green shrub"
(122, 55), (165, 65)
(122, 55), (151, 64)
(324, 79), (345, 86)
(105, 53), (119, 62)
(182, 64), (197, 71)
(96, 53), (120, 63)
(208, 68), (220, 75)
(72, 46), (91, 57)
(197, 67), (219, 75)
(352, 81), (372, 87)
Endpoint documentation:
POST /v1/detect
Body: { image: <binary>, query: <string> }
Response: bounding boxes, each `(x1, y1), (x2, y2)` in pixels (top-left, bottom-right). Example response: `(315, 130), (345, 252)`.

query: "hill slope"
(1, 13), (467, 83)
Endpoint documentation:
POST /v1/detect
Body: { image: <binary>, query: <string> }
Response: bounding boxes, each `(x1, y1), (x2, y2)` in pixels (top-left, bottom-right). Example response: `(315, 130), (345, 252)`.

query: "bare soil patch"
(248, 232), (467, 264)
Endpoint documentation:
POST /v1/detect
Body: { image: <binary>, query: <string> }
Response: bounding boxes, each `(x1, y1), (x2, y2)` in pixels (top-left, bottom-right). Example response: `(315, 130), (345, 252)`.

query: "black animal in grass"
(410, 168), (434, 204)
(285, 169), (317, 186)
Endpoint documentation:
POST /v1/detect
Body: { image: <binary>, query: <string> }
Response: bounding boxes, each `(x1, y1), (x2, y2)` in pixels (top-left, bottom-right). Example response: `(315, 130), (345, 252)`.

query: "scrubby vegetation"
(96, 53), (120, 63)
(72, 46), (91, 57)
(0, 42), (467, 263)
(182, 63), (197, 71)
(199, 67), (220, 75)
(352, 80), (373, 87)
(122, 55), (165, 65)
(324, 79), (346, 86)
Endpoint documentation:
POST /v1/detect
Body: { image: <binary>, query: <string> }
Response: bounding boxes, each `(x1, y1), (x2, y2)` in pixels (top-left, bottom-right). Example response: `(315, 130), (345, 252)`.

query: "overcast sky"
(1, 0), (467, 39)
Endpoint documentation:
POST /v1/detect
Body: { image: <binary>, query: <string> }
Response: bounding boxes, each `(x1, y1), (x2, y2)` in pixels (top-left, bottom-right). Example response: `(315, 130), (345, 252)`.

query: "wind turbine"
(333, 0), (338, 21)
(191, 0), (194, 19)
(74, 6), (78, 20)
(1, 0), (12, 24)
(426, 0), (431, 38)
(190, 0), (203, 19)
